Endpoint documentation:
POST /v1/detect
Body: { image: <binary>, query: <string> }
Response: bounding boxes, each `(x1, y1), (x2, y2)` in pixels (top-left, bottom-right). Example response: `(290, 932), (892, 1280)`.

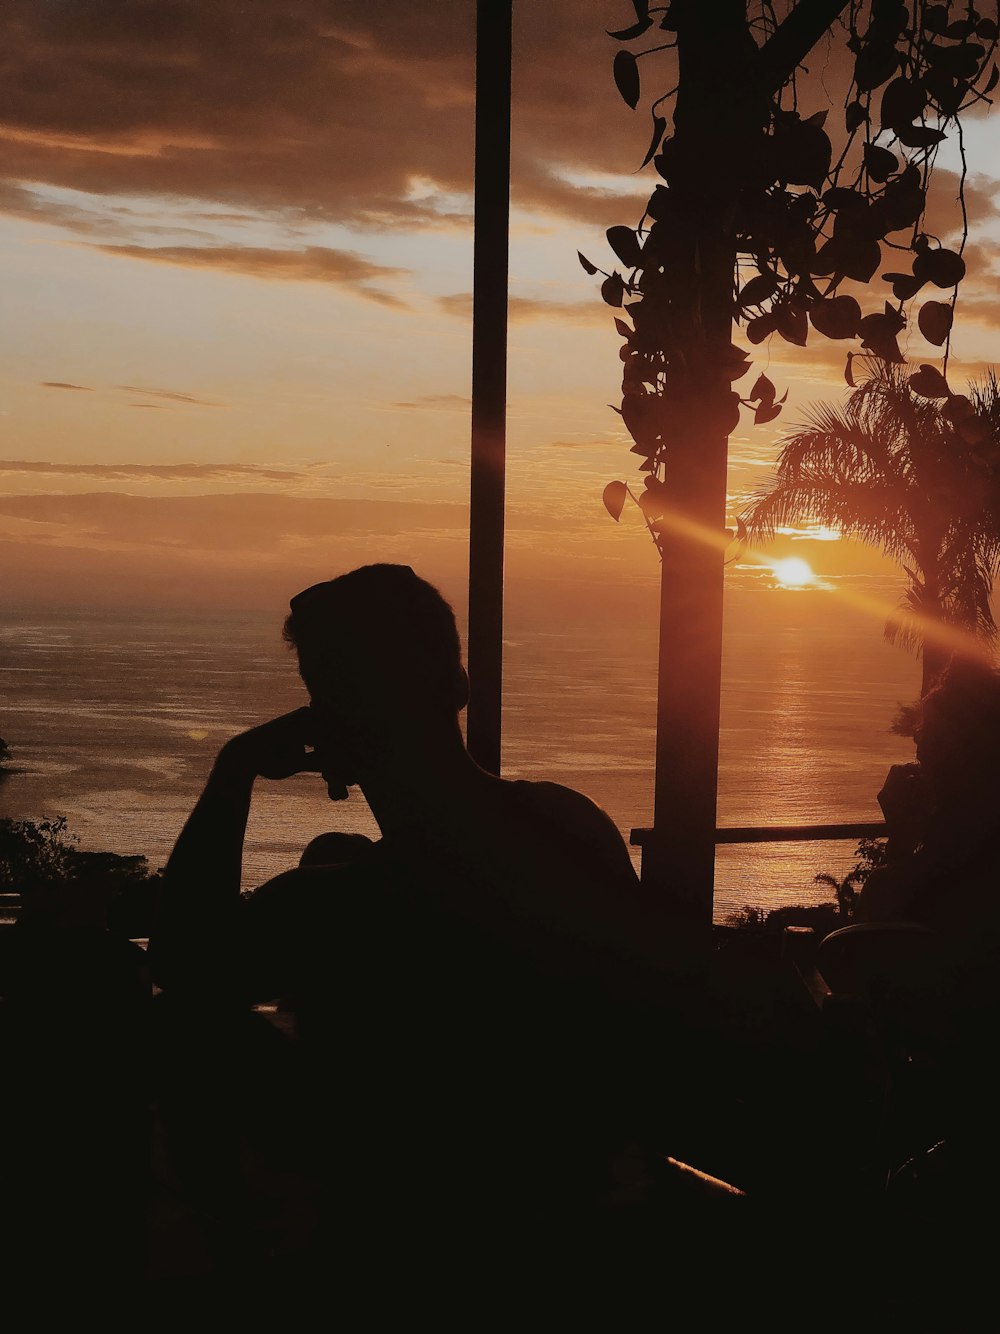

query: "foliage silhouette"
(588, 2), (998, 549)
(725, 835), (886, 931)
(0, 815), (160, 935)
(742, 359), (1000, 693)
(814, 833), (888, 918)
(0, 815), (75, 890)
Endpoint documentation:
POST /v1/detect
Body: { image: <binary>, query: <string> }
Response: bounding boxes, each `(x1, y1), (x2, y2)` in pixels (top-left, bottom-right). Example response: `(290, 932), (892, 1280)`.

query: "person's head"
(284, 566), (468, 760)
(913, 655), (1000, 791)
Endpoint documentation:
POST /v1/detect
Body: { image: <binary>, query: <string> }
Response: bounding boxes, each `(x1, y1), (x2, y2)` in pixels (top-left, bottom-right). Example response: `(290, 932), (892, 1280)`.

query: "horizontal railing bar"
(630, 821), (886, 847)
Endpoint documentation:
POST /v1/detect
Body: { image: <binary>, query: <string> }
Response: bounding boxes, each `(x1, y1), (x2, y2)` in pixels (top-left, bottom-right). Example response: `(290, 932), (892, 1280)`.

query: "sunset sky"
(1, 0), (999, 626)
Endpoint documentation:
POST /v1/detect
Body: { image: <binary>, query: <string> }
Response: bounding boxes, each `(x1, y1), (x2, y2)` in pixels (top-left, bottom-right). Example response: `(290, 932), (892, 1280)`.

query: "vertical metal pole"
(466, 0), (511, 775)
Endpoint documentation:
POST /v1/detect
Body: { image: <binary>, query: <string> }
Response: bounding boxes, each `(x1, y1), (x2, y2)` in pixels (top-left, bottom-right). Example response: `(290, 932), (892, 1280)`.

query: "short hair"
(284, 564), (464, 712)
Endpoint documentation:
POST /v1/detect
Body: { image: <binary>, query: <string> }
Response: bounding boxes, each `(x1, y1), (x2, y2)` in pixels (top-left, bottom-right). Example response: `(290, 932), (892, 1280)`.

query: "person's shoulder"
(512, 780), (637, 876)
(515, 779), (618, 834)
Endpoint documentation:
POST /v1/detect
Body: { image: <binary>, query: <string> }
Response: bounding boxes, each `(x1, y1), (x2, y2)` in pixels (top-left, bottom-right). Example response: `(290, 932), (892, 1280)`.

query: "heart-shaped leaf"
(622, 392), (665, 446)
(773, 114), (832, 189)
(914, 248), (967, 289)
(882, 270), (924, 301)
(917, 300), (953, 346)
(864, 143), (899, 183)
(896, 123), (947, 150)
(607, 226), (643, 269)
(909, 364), (951, 398)
(880, 76), (928, 130)
(754, 401), (783, 425)
(638, 478), (668, 520)
(840, 234), (882, 283)
(746, 313), (777, 344)
(774, 302), (808, 346)
(603, 480), (629, 522)
(924, 5), (950, 33)
(578, 252), (599, 276)
(613, 50), (640, 109)
(739, 271), (780, 308)
(855, 42), (900, 93)
(809, 295), (862, 339)
(750, 373), (776, 404)
(601, 273), (626, 307)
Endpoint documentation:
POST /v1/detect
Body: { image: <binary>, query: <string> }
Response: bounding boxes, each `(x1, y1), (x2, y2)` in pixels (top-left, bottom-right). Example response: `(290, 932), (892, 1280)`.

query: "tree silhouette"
(581, 2), (999, 920)
(591, 2), (999, 538)
(742, 360), (1000, 694)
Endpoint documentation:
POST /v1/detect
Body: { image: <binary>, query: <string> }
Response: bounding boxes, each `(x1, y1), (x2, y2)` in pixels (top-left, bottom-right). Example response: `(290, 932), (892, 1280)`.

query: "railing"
(630, 821), (886, 848)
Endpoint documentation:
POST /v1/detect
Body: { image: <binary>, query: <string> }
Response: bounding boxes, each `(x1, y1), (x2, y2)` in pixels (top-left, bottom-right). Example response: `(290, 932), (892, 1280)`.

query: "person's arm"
(150, 708), (324, 993)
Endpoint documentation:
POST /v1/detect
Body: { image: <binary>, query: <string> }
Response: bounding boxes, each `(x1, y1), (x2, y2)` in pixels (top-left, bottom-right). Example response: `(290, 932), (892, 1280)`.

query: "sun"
(772, 556), (815, 588)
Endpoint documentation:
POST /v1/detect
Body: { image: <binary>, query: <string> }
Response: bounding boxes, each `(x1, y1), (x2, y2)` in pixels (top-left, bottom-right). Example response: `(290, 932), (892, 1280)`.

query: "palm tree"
(742, 361), (1000, 696)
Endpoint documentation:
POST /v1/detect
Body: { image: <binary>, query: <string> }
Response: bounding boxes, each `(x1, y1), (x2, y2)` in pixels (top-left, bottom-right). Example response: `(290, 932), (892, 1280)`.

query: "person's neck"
(358, 724), (501, 843)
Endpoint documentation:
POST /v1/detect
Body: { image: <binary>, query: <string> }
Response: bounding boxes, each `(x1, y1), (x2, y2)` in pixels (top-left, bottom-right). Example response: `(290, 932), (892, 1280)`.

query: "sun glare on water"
(772, 557), (815, 588)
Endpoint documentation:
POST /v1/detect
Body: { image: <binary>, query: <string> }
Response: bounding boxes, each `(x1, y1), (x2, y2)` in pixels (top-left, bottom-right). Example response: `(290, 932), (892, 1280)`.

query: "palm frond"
(883, 597), (925, 657)
(745, 358), (1000, 666)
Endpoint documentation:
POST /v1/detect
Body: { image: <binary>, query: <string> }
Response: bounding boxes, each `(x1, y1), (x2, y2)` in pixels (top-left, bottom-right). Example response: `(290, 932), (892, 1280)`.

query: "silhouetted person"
(150, 564), (680, 1304)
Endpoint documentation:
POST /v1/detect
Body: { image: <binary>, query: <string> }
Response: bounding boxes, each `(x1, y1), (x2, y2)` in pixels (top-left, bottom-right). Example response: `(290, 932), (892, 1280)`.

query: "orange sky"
(0, 1), (998, 628)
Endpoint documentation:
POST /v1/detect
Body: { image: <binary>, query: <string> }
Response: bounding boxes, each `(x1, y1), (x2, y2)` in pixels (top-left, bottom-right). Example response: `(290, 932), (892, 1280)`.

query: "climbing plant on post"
(580, 0), (998, 926)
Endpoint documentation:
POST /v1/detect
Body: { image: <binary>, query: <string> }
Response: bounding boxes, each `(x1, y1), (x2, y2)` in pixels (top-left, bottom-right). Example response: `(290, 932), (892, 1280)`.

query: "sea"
(0, 584), (918, 923)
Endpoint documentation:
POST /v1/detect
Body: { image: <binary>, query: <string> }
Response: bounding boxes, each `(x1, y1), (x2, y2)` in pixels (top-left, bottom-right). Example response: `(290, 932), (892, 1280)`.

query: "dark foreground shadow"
(3, 912), (999, 1323)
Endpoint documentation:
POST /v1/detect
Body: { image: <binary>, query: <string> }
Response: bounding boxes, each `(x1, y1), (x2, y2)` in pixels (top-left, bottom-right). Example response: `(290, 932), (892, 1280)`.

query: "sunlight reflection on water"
(0, 592), (916, 921)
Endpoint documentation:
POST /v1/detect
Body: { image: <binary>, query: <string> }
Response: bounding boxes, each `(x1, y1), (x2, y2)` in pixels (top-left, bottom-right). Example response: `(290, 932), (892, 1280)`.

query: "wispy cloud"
(92, 243), (409, 306)
(392, 393), (471, 410)
(438, 293), (605, 323)
(0, 460), (300, 481)
(40, 380), (93, 391)
(117, 384), (222, 407)
(549, 436), (617, 449)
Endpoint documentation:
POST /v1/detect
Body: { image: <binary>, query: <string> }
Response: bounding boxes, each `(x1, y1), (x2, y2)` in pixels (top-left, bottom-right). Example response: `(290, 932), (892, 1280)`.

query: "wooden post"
(466, 0), (512, 775)
(639, 0), (852, 927)
(638, 0), (751, 928)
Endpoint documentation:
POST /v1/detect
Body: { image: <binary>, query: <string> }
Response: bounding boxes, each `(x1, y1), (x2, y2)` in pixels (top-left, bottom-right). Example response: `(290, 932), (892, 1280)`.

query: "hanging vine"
(581, 1), (1000, 549)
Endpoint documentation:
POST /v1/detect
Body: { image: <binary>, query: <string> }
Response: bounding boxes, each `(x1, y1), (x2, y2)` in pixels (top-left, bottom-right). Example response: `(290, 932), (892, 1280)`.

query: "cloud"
(438, 292), (605, 323)
(0, 490), (568, 553)
(0, 0), (656, 241)
(549, 436), (617, 449)
(0, 460), (300, 481)
(392, 393), (471, 410)
(0, 2), (993, 291)
(40, 380), (92, 391)
(0, 180), (115, 233)
(90, 242), (409, 305)
(117, 384), (221, 406)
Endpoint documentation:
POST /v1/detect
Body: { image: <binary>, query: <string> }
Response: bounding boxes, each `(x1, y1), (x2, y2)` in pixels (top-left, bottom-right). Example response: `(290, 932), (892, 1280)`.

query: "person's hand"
(877, 761), (935, 858)
(217, 709), (326, 783)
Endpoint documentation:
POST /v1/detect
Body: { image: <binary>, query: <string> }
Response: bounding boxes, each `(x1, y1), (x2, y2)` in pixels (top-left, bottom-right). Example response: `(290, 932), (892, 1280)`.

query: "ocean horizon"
(0, 583), (918, 922)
